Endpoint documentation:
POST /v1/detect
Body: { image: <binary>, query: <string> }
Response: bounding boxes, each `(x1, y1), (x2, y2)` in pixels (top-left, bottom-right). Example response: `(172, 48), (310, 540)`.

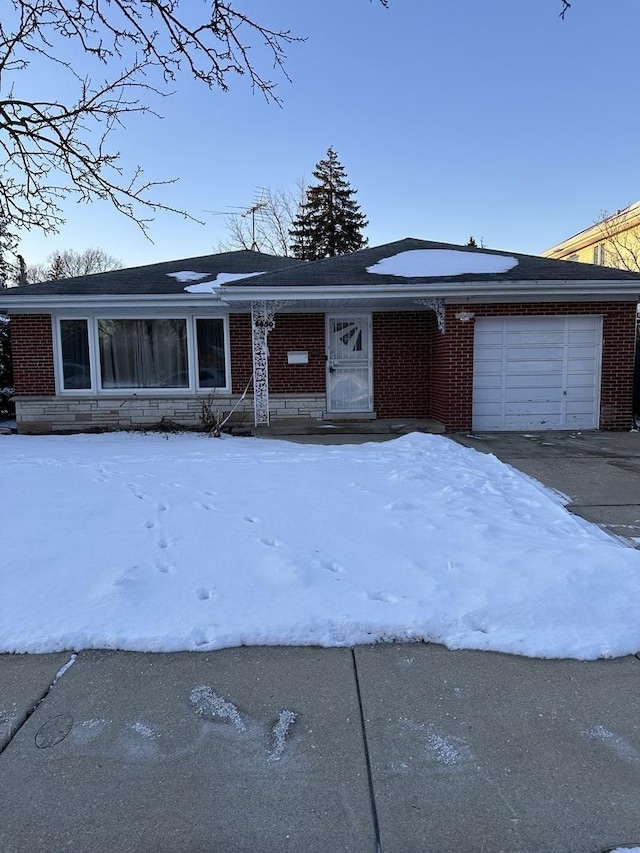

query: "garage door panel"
(506, 360), (564, 375)
(474, 331), (504, 346)
(566, 373), (597, 387)
(472, 316), (601, 431)
(505, 401), (563, 415)
(473, 361), (504, 375)
(568, 330), (598, 344)
(473, 388), (503, 403)
(505, 387), (564, 404)
(506, 331), (565, 346)
(503, 413), (565, 429)
(566, 399), (597, 414)
(473, 374), (503, 389)
(566, 358), (597, 373)
(567, 346), (598, 359)
(505, 374), (563, 389)
(506, 346), (564, 361)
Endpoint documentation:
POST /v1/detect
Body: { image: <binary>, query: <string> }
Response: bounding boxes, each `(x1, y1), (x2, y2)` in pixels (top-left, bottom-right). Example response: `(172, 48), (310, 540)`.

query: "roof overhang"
(0, 293), (231, 313)
(1, 279), (639, 314)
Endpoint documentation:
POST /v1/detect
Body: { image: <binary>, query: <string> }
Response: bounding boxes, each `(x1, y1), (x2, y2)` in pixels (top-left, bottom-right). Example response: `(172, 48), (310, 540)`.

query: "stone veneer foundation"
(15, 394), (326, 434)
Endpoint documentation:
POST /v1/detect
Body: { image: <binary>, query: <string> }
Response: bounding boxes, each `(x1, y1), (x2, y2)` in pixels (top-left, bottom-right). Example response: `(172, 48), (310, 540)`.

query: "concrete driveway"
(451, 430), (640, 548)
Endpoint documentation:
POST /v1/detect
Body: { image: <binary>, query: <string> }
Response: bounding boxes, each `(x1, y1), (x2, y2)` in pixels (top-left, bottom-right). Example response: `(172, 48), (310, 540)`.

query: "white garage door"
(472, 316), (602, 431)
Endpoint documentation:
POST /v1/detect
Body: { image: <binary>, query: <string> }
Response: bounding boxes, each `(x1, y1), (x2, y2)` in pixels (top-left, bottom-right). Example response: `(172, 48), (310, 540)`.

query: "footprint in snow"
(367, 589), (401, 604)
(260, 537), (281, 548)
(144, 520), (157, 530)
(317, 556), (344, 574)
(157, 538), (170, 550)
(384, 500), (417, 512)
(195, 587), (217, 602)
(244, 515), (261, 524)
(126, 483), (146, 500)
(157, 503), (169, 513)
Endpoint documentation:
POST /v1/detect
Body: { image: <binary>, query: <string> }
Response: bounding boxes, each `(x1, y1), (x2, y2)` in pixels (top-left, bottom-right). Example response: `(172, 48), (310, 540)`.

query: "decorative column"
(414, 298), (446, 333)
(251, 300), (292, 427)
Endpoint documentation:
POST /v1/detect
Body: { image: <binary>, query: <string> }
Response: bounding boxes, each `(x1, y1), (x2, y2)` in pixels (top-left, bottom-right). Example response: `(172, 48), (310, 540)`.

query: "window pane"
(196, 319), (226, 388)
(98, 319), (188, 389)
(60, 320), (91, 389)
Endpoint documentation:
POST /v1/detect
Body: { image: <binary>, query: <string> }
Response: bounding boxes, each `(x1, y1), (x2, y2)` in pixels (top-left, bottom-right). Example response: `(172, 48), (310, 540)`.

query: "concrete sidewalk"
(1, 429), (640, 852)
(1, 645), (640, 852)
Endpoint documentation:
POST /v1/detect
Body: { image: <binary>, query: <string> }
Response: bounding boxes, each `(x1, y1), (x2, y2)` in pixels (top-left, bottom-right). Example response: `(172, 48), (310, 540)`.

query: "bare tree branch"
(0, 1), (307, 236)
(595, 205), (640, 273)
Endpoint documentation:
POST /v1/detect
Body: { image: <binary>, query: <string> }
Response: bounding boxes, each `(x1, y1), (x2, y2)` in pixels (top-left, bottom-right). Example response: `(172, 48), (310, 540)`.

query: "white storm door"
(326, 315), (373, 413)
(472, 316), (602, 431)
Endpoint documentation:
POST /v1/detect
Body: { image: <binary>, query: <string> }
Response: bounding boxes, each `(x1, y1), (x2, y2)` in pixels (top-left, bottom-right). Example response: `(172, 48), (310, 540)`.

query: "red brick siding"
(229, 315), (253, 393)
(229, 313), (326, 394)
(373, 312), (430, 417)
(267, 314), (326, 393)
(10, 314), (56, 395)
(431, 302), (638, 432)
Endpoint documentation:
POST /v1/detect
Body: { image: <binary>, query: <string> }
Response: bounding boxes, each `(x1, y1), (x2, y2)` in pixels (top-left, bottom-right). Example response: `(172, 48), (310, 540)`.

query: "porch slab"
(249, 417), (446, 438)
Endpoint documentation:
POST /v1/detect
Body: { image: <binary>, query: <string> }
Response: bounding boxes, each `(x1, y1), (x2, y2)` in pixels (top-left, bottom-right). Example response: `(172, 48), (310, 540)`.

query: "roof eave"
(2, 279), (639, 313)
(220, 280), (640, 300)
(0, 293), (230, 312)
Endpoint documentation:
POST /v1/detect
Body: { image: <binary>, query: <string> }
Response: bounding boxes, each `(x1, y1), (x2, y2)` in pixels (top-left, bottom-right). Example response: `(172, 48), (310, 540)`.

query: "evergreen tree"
(466, 236), (478, 247)
(47, 254), (65, 280)
(290, 147), (368, 260)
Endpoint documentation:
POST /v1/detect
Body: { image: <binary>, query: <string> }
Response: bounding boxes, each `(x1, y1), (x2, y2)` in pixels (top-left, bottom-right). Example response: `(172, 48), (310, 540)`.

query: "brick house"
(2, 238), (639, 434)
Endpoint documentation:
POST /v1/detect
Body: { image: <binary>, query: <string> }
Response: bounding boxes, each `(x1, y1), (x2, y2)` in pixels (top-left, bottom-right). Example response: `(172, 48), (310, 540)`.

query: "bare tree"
(1, 2), (311, 237)
(595, 205), (640, 273)
(218, 183), (306, 257)
(26, 246), (122, 283)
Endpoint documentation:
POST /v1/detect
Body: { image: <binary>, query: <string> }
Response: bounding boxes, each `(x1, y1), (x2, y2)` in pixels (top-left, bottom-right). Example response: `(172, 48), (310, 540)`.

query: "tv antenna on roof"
(242, 189), (268, 251)
(206, 188), (269, 251)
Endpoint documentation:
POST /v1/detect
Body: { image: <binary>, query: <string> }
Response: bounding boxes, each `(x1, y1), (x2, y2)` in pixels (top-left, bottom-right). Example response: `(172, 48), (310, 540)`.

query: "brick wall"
(431, 301), (638, 432)
(373, 311), (430, 417)
(232, 311), (433, 417)
(10, 314), (56, 395)
(229, 313), (326, 395)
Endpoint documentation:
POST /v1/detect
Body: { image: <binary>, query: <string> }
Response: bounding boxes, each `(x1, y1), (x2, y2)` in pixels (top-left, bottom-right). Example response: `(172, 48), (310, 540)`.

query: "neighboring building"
(1, 238), (639, 434)
(542, 202), (640, 271)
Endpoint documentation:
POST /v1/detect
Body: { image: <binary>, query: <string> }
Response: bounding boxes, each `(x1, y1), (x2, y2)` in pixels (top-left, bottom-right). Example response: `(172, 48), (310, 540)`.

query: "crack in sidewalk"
(0, 653), (77, 758)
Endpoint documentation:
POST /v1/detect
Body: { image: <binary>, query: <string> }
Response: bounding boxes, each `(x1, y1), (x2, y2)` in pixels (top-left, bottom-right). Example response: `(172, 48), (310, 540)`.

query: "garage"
(472, 316), (603, 431)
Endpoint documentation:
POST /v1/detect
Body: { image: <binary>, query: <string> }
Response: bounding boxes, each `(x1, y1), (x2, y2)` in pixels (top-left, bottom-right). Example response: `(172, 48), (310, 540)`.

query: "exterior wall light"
(455, 310), (475, 322)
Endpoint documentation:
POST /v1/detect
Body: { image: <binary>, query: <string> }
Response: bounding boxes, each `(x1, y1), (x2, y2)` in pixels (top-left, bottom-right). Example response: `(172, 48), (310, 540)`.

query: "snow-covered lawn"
(2, 432), (640, 659)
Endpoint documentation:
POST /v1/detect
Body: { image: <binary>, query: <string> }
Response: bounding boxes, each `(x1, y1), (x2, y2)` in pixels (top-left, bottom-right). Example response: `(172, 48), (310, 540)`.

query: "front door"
(326, 315), (373, 413)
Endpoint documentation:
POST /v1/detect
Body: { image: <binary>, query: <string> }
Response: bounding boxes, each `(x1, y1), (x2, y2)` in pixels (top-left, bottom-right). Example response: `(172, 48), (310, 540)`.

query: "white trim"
(53, 312), (231, 396)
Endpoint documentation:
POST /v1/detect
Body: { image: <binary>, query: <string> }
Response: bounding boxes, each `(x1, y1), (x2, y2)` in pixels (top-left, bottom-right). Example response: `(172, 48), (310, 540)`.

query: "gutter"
(1, 280), (640, 313)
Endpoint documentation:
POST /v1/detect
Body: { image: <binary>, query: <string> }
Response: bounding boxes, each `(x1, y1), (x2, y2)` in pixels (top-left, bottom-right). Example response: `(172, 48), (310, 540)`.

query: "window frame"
(54, 313), (231, 395)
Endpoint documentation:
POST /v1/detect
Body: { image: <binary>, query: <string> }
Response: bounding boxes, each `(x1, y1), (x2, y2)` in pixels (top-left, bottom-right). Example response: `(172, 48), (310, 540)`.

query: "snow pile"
(167, 271), (210, 283)
(1, 432), (639, 659)
(182, 271), (265, 293)
(366, 249), (518, 278)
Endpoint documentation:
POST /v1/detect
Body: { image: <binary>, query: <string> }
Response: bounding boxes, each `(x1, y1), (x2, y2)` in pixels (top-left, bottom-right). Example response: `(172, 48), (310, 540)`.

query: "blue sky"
(14, 0), (640, 268)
